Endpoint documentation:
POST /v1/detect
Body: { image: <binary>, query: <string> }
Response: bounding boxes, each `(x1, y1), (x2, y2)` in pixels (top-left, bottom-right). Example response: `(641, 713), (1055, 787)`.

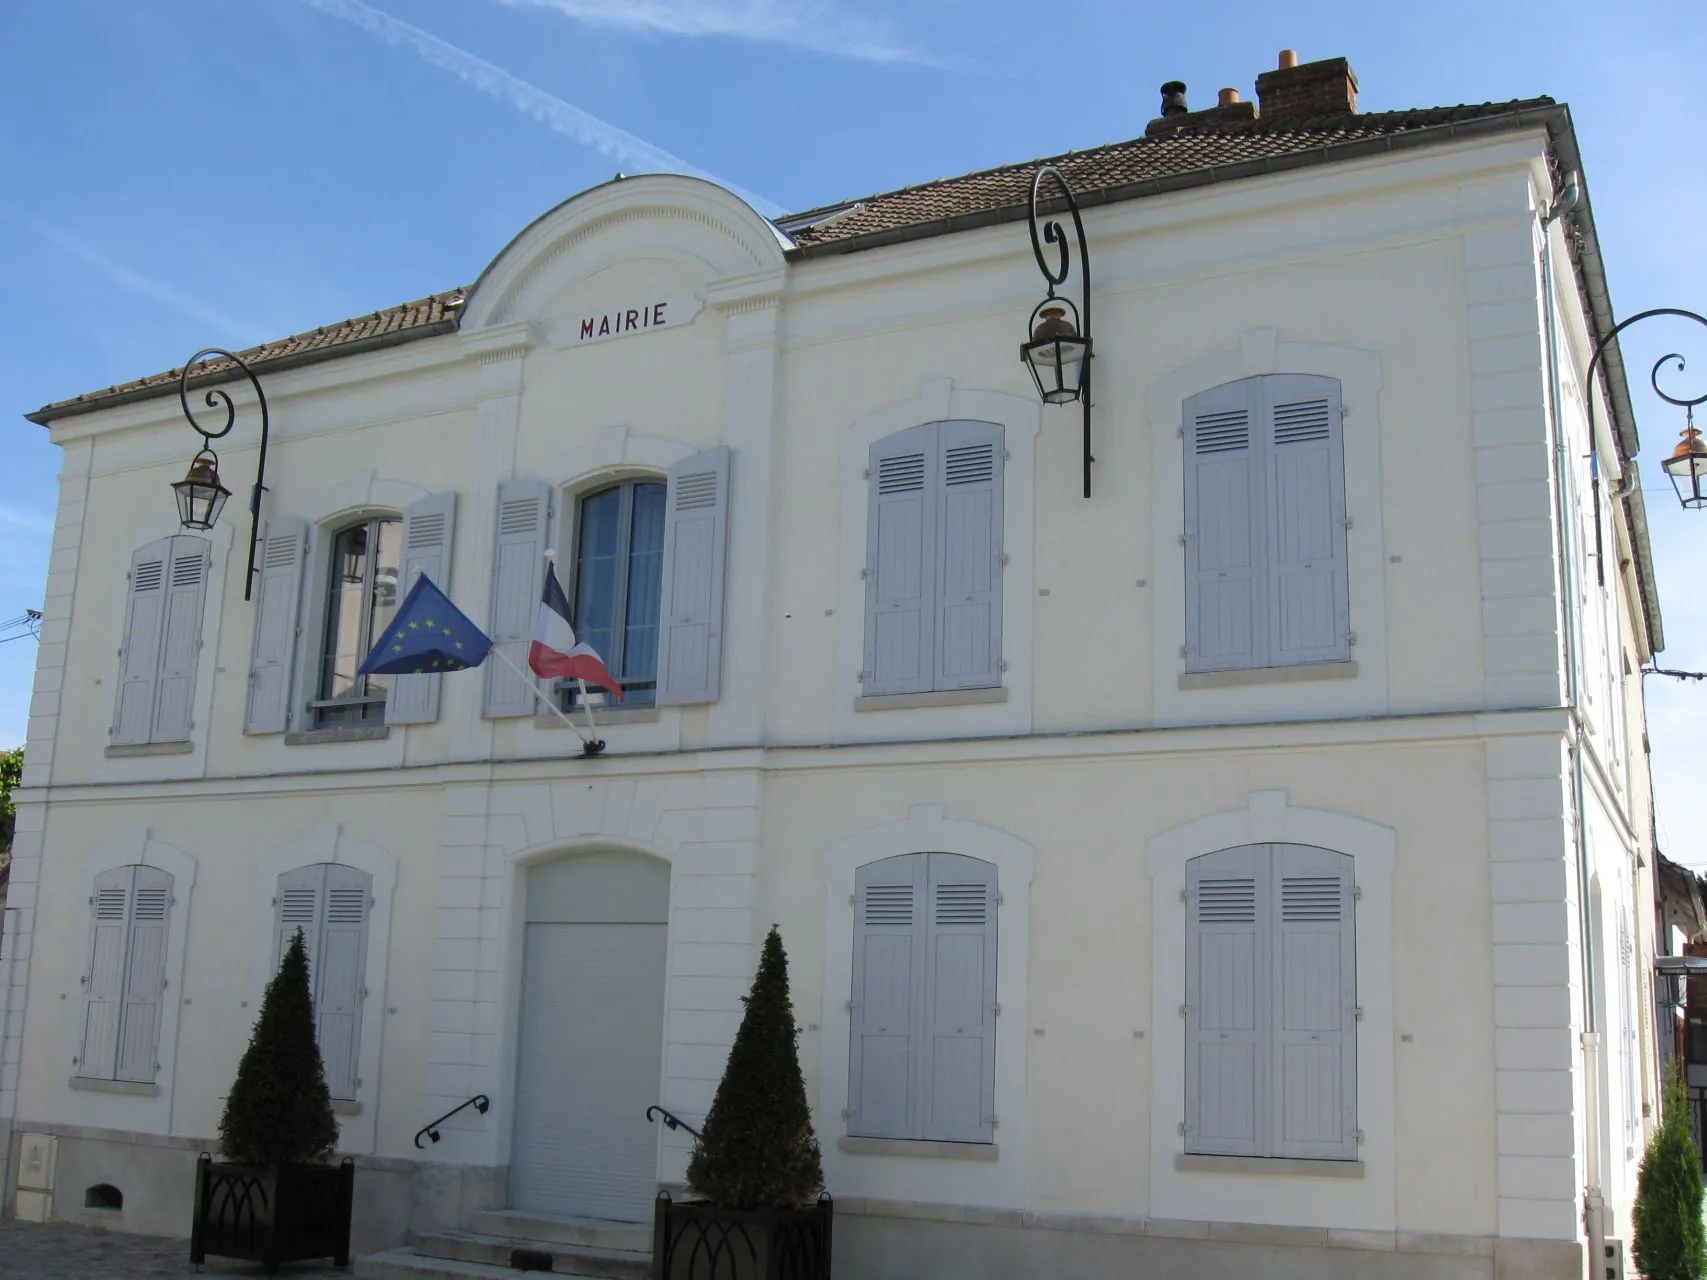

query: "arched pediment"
(460, 174), (790, 334)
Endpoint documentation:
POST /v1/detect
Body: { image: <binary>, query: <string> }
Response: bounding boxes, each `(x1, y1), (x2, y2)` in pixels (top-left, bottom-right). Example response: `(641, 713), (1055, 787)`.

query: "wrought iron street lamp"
(1585, 308), (1707, 512)
(1020, 166), (1094, 497)
(171, 348), (272, 601)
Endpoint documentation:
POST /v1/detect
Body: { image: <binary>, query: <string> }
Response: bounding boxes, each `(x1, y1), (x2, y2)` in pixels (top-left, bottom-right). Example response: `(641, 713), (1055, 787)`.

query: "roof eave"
(25, 317), (461, 427)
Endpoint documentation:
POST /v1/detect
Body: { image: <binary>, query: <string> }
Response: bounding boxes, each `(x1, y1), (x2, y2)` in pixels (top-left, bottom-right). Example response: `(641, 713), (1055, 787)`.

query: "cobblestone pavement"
(0, 1220), (354, 1278)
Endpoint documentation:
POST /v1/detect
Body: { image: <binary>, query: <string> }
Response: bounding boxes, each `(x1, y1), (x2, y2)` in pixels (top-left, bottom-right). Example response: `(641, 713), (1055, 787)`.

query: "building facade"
(1, 54), (1666, 1280)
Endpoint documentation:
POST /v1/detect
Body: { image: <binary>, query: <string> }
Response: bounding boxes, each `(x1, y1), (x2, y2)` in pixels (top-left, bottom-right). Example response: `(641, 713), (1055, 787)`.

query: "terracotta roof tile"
(30, 100), (1554, 420)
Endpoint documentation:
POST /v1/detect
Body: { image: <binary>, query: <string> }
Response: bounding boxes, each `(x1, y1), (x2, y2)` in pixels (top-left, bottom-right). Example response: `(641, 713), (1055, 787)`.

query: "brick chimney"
(1255, 49), (1359, 119)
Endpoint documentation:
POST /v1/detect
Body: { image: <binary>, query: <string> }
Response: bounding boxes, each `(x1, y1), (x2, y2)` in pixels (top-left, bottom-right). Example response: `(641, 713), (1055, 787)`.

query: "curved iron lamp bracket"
(1585, 308), (1707, 481)
(178, 348), (271, 601)
(1027, 166), (1094, 497)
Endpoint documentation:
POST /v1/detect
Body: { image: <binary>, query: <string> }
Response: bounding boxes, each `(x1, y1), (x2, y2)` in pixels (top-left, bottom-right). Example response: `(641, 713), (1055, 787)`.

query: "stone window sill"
(839, 1136), (999, 1162)
(855, 687), (1008, 712)
(1178, 661), (1358, 691)
(1174, 1153), (1364, 1179)
(105, 741), (193, 758)
(284, 726), (390, 746)
(332, 1098), (362, 1116)
(69, 1077), (160, 1097)
(535, 708), (661, 729)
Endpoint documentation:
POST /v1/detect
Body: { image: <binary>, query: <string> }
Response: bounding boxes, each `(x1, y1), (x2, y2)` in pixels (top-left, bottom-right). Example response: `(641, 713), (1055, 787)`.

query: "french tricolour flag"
(529, 562), (624, 700)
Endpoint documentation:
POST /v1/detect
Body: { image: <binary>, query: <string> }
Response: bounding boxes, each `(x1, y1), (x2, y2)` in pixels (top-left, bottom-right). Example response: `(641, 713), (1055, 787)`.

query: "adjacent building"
(1, 51), (1666, 1280)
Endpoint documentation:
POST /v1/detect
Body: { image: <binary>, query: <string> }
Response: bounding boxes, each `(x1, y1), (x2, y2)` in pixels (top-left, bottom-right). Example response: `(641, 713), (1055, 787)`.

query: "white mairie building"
(0, 53), (1671, 1280)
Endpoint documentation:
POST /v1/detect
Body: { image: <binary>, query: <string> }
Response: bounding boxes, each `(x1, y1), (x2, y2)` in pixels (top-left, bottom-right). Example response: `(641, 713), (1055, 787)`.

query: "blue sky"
(2, 0), (1704, 858)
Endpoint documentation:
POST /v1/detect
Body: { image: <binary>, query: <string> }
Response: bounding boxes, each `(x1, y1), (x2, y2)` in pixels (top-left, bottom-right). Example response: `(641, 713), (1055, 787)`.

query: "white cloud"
(8, 215), (249, 339)
(300, 0), (784, 216)
(487, 0), (936, 65)
(0, 505), (54, 536)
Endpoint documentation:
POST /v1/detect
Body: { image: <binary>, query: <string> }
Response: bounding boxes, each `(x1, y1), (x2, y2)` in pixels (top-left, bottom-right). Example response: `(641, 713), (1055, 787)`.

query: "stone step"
(355, 1247), (614, 1279)
(412, 1229), (651, 1280)
(467, 1210), (652, 1253)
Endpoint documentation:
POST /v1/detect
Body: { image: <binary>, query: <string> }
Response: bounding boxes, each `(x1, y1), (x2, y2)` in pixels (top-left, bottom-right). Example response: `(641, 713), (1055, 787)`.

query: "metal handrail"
(646, 1105), (702, 1140)
(414, 1094), (490, 1149)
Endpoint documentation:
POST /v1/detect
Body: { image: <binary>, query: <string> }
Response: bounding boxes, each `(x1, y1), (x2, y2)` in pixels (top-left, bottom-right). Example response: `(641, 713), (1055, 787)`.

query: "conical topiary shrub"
(1634, 1063), (1707, 1280)
(217, 929), (339, 1167)
(686, 926), (823, 1210)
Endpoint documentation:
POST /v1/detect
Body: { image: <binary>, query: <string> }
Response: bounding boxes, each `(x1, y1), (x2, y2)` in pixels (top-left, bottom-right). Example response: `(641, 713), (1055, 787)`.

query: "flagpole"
(574, 678), (601, 742)
(490, 646), (591, 747)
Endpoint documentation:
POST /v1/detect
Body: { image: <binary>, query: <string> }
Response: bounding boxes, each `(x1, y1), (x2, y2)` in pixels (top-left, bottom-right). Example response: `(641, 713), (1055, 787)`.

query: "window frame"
(559, 477), (667, 711)
(311, 514), (403, 727)
(76, 863), (174, 1086)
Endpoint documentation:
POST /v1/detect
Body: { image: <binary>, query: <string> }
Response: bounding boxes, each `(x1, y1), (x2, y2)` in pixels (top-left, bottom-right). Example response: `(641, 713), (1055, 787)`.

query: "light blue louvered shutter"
(315, 865), (371, 1100)
(1185, 845), (1268, 1156)
(657, 447), (731, 706)
(1262, 376), (1349, 667)
(275, 864), (324, 970)
(484, 478), (551, 718)
(80, 867), (133, 1079)
(245, 517), (308, 734)
(151, 537), (209, 743)
(921, 854), (998, 1143)
(387, 491), (458, 725)
(863, 425), (938, 696)
(1271, 844), (1357, 1160)
(1184, 381), (1262, 673)
(849, 854), (926, 1138)
(935, 422), (1004, 691)
(115, 865), (171, 1083)
(111, 542), (170, 746)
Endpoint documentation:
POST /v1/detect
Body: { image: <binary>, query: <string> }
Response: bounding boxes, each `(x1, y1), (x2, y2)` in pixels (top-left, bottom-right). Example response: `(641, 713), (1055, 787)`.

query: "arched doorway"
(510, 851), (669, 1221)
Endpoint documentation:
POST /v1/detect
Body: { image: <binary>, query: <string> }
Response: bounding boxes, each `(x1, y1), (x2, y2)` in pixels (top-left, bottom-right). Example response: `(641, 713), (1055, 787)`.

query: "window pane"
(322, 525), (369, 701)
(575, 488), (622, 667)
(363, 519), (403, 700)
(623, 483), (666, 681)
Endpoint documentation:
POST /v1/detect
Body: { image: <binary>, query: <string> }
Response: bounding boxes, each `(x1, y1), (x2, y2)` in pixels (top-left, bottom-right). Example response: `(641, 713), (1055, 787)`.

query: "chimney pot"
(1218, 88), (1241, 106)
(1278, 49), (1299, 69)
(1160, 81), (1189, 117)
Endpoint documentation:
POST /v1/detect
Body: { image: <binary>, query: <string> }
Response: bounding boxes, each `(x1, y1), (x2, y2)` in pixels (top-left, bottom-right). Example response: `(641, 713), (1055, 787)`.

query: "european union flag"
(358, 574), (493, 675)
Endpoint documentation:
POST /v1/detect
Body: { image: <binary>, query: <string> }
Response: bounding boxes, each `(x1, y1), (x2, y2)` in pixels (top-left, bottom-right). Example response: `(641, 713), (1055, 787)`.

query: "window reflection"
(562, 480), (666, 711)
(318, 517), (402, 726)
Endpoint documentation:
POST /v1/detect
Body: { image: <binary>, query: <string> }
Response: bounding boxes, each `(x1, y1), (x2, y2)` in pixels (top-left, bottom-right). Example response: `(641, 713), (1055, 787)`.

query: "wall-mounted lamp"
(170, 348), (271, 600)
(1019, 166), (1094, 497)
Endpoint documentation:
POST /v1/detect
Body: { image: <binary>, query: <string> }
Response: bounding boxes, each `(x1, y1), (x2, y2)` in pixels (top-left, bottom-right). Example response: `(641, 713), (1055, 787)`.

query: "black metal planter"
(653, 1193), (833, 1280)
(190, 1154), (355, 1274)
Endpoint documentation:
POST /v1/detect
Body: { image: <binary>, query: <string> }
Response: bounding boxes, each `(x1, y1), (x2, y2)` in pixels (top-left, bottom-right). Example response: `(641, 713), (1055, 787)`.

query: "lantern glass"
(1021, 302), (1091, 405)
(172, 451), (231, 531)
(1662, 426), (1707, 509)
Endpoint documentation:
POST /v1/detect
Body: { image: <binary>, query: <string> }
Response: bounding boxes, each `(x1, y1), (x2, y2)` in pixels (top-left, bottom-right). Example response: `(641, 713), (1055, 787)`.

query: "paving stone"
(0, 1219), (352, 1278)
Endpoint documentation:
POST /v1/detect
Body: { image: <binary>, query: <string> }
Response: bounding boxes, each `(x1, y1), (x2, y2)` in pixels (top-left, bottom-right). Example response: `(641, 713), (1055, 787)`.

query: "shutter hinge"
(856, 671), (866, 683)
(1178, 1004), (1189, 1018)
(848, 894), (856, 907)
(1355, 1129), (1365, 1144)
(998, 553), (1009, 567)
(1179, 533), (1188, 547)
(1177, 1121), (1187, 1135)
(859, 567), (869, 580)
(841, 1108), (853, 1120)
(161, 978), (169, 990)
(996, 892), (1005, 906)
(1346, 632), (1357, 646)
(991, 1002), (1001, 1017)
(1354, 1006), (1364, 1020)
(1179, 645), (1189, 659)
(1344, 518), (1354, 530)
(862, 468), (870, 480)
(844, 1001), (856, 1013)
(987, 1115), (999, 1128)
(999, 659), (1008, 672)
(1352, 885), (1363, 902)
(1177, 426), (1185, 438)
(1179, 888), (1187, 902)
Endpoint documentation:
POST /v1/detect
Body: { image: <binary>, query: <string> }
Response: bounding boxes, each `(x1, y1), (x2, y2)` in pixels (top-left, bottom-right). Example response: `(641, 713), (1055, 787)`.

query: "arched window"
(848, 852), (997, 1143)
(1182, 375), (1348, 673)
(313, 516), (402, 726)
(1184, 844), (1356, 1160)
(111, 535), (209, 746)
(563, 479), (666, 709)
